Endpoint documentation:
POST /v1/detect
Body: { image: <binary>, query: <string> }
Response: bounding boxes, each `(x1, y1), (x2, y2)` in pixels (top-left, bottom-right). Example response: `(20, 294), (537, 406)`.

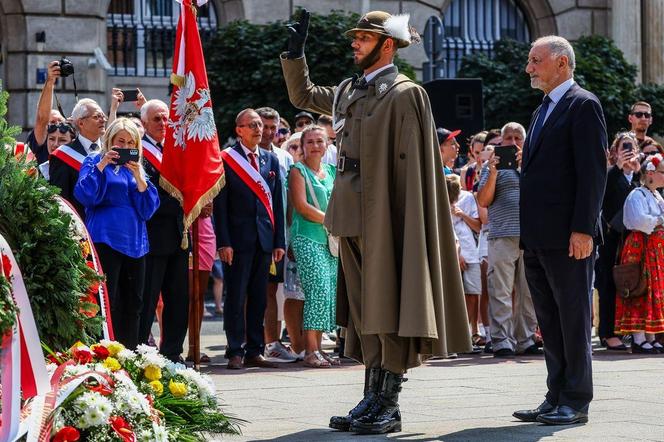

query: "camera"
(58, 57), (74, 77)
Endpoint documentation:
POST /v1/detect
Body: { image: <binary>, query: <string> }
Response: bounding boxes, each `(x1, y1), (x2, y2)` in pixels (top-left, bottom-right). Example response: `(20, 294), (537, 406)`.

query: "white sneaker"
(264, 341), (298, 363)
(321, 333), (336, 347)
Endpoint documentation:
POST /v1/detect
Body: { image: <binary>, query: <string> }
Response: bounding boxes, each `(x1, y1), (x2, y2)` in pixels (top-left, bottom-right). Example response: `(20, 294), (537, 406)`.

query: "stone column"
(642, 0), (664, 84)
(610, 0), (642, 83)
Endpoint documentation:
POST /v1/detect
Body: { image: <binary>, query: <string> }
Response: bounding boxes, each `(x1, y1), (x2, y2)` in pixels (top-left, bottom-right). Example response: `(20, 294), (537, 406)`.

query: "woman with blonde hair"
(74, 117), (160, 349)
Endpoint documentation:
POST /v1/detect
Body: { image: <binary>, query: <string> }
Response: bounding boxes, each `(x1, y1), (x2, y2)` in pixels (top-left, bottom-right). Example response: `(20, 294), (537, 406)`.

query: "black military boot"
(350, 370), (404, 434)
(329, 367), (382, 431)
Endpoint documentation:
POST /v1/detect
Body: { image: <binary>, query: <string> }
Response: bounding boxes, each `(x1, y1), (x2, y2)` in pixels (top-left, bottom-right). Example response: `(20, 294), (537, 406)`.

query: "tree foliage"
(457, 35), (663, 138)
(205, 9), (415, 142)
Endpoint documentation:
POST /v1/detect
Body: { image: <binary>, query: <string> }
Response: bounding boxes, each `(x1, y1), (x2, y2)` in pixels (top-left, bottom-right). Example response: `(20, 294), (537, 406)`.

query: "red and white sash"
(222, 148), (274, 229)
(0, 234), (50, 442)
(142, 138), (163, 172)
(51, 145), (85, 171)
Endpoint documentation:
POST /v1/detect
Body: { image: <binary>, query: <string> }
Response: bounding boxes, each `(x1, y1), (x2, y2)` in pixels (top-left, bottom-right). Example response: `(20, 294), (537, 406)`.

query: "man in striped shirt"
(477, 122), (539, 358)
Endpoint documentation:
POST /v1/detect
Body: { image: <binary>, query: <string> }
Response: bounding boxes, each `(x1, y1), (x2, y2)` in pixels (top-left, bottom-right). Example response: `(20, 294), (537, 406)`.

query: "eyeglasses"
(237, 121), (263, 130)
(631, 111), (652, 118)
(84, 113), (107, 121)
(278, 128), (290, 135)
(296, 120), (313, 128)
(47, 122), (75, 134)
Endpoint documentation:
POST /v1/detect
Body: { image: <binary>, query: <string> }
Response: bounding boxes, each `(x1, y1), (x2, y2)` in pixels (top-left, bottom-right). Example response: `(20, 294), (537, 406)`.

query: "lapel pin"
(378, 83), (388, 94)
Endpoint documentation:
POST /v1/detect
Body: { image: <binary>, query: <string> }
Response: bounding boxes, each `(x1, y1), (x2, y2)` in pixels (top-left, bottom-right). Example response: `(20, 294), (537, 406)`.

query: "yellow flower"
(144, 365), (162, 381)
(103, 357), (121, 372)
(168, 380), (187, 398)
(149, 380), (164, 396)
(107, 342), (125, 357)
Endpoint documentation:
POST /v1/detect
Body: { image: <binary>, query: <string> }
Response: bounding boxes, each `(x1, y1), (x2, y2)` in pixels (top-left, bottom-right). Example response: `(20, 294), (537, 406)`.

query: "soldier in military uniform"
(281, 10), (470, 434)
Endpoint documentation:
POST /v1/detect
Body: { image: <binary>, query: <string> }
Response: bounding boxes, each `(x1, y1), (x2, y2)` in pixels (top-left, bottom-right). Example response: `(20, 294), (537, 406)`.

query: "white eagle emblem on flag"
(169, 71), (216, 149)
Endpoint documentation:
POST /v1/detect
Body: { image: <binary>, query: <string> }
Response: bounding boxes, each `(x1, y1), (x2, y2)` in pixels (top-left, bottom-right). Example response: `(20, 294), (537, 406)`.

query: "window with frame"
(107, 0), (218, 77)
(438, 0), (530, 78)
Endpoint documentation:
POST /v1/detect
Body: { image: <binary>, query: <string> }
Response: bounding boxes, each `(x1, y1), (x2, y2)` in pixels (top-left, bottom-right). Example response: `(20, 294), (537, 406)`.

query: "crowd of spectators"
(15, 58), (664, 368)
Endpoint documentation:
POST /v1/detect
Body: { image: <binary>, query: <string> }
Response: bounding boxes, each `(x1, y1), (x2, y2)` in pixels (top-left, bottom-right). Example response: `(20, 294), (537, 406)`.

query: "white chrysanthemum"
(153, 422), (170, 442)
(136, 344), (158, 355)
(113, 370), (135, 388)
(116, 348), (137, 363)
(74, 392), (112, 428)
(176, 367), (216, 400)
(64, 364), (91, 377)
(164, 360), (186, 374)
(137, 351), (167, 369)
(116, 388), (151, 416)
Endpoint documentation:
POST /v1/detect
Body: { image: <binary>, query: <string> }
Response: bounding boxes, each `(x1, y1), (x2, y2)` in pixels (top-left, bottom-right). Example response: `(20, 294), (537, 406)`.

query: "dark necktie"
(351, 75), (368, 91)
(156, 141), (163, 150)
(248, 152), (259, 171)
(529, 95), (552, 145)
(90, 143), (98, 152)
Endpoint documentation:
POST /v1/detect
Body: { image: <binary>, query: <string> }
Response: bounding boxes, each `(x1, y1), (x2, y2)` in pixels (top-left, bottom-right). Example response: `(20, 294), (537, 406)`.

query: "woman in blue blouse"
(74, 118), (159, 349)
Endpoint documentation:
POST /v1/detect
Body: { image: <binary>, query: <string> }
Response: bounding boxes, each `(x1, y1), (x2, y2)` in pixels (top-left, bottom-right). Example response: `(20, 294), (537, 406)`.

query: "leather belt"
(337, 152), (360, 174)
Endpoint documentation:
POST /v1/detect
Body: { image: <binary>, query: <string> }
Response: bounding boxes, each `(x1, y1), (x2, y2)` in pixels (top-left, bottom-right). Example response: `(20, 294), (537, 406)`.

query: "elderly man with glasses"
(50, 98), (106, 216)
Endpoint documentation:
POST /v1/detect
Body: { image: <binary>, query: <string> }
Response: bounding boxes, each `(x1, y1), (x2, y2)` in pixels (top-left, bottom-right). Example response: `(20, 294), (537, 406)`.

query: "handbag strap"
(303, 167), (322, 210)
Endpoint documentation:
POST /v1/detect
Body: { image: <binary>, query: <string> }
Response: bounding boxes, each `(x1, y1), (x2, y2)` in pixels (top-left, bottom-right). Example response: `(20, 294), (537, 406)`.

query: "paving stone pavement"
(170, 317), (664, 441)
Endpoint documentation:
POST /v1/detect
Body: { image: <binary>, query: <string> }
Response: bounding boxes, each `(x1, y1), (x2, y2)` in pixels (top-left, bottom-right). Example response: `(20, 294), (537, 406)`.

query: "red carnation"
(109, 416), (136, 442)
(53, 426), (80, 442)
(1, 254), (11, 278)
(71, 346), (92, 364)
(652, 156), (661, 168)
(92, 345), (110, 360)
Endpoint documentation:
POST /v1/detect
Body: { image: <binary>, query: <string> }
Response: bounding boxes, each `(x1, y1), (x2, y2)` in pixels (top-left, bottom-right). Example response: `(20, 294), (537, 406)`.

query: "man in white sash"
(137, 99), (190, 363)
(213, 108), (286, 370)
(50, 98), (105, 217)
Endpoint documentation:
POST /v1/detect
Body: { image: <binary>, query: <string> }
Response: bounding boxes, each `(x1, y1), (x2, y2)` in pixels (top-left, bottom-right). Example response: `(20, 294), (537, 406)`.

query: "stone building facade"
(0, 0), (662, 133)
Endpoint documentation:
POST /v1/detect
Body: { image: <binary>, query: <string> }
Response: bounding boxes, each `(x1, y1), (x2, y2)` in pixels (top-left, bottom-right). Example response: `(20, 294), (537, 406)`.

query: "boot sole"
(328, 421), (351, 431)
(350, 422), (402, 434)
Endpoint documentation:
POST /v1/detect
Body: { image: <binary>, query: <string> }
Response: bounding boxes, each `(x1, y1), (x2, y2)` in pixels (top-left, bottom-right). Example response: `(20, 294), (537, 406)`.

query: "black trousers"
(523, 249), (594, 413)
(595, 230), (620, 338)
(96, 243), (145, 350)
(223, 247), (271, 359)
(138, 248), (189, 361)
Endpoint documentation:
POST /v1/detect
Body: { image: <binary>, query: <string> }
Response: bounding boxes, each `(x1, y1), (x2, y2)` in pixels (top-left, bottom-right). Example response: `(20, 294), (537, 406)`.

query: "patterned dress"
(289, 162), (338, 331)
(615, 187), (664, 334)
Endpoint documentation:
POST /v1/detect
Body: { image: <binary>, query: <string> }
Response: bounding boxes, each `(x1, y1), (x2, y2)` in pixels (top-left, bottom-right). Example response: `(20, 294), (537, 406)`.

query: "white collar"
(144, 133), (163, 147)
(78, 134), (101, 154)
(365, 63), (395, 83)
(623, 170), (634, 182)
(240, 142), (259, 158)
(546, 78), (575, 105)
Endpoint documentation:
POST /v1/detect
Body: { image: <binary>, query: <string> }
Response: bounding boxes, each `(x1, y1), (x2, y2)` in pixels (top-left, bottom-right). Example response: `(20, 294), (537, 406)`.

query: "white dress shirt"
(365, 63), (395, 83)
(542, 78), (575, 124)
(79, 134), (101, 154)
(623, 187), (664, 234)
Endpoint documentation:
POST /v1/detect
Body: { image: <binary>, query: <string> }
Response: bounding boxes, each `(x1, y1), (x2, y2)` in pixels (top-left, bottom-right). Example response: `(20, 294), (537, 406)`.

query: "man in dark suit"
(514, 36), (607, 425)
(213, 108), (286, 369)
(137, 99), (189, 363)
(50, 98), (106, 217)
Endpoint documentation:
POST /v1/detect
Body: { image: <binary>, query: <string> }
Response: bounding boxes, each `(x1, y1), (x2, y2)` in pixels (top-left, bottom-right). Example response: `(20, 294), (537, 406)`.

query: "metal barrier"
(107, 0), (218, 77)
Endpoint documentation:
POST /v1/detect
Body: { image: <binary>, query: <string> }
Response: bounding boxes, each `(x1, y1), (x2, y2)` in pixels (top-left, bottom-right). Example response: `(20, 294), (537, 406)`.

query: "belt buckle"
(337, 154), (346, 173)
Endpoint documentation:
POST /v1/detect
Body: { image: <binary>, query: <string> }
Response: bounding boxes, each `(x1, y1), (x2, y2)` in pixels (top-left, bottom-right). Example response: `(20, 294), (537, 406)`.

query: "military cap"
(345, 11), (420, 48)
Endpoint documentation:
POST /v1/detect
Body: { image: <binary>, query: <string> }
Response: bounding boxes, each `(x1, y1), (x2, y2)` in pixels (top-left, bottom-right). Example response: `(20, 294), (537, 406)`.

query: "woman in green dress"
(288, 125), (338, 368)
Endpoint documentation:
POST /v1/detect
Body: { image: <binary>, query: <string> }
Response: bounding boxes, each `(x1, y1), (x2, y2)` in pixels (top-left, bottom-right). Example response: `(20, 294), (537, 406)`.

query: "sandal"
(472, 334), (486, 347)
(319, 350), (341, 366)
(303, 351), (331, 368)
(186, 353), (211, 363)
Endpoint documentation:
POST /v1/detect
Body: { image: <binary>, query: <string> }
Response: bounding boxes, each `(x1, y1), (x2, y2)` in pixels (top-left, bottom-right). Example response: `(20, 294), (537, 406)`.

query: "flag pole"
(190, 219), (201, 370)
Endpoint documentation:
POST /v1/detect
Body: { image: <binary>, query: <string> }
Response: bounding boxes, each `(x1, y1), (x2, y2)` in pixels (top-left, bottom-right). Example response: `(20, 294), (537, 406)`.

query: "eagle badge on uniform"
(378, 83), (388, 94)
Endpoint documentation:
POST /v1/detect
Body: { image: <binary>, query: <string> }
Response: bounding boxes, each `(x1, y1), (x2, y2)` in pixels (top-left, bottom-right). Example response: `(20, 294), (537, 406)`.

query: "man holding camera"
(477, 122), (539, 358)
(50, 98), (106, 217)
(281, 10), (469, 434)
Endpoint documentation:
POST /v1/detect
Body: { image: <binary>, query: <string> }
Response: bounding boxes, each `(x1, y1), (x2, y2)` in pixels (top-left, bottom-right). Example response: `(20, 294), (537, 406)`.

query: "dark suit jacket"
(50, 137), (87, 217)
(213, 143), (285, 253)
(142, 135), (185, 255)
(520, 83), (608, 250)
(601, 165), (638, 234)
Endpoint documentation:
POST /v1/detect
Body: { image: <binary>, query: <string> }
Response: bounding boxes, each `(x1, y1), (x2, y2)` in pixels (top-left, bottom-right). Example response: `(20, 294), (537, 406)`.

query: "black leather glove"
(286, 9), (310, 59)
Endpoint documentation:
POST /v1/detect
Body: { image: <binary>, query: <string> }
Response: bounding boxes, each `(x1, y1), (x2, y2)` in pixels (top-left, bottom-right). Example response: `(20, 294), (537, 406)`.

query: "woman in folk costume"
(616, 153), (664, 353)
(281, 10), (470, 434)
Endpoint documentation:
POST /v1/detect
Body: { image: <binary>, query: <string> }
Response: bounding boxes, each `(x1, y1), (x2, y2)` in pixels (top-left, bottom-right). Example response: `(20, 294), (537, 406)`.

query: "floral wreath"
(645, 153), (663, 172)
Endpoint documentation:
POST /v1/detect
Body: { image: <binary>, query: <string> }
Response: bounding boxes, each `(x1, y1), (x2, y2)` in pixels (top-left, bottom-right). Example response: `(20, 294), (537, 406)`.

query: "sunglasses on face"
(278, 128), (290, 135)
(47, 123), (75, 135)
(632, 111), (652, 118)
(296, 120), (313, 128)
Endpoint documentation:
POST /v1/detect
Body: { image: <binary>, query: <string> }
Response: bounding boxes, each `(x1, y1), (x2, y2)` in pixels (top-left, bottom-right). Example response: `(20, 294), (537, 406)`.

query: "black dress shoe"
(600, 337), (627, 351)
(536, 405), (588, 425)
(483, 341), (493, 354)
(631, 342), (657, 354)
(493, 348), (515, 358)
(513, 400), (555, 422)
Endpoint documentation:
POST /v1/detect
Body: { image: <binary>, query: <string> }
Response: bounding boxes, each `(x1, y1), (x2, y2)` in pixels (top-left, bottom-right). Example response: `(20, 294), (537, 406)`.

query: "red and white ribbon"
(0, 234), (50, 442)
(142, 139), (163, 172)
